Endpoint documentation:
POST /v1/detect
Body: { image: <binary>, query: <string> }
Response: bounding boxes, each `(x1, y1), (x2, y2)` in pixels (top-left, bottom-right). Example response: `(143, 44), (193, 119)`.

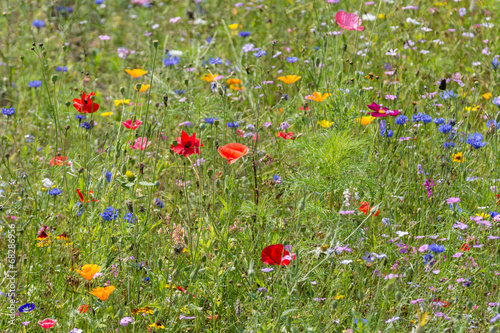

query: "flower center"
(184, 142), (192, 148)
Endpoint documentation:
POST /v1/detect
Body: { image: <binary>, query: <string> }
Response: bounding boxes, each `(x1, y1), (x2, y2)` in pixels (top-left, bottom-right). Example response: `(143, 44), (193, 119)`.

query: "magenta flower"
(99, 35), (111, 41)
(129, 137), (151, 150)
(422, 179), (435, 197)
(446, 197), (461, 204)
(334, 11), (364, 31)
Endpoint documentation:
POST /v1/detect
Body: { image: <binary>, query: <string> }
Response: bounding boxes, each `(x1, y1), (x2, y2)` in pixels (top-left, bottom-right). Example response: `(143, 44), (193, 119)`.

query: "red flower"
(129, 137), (151, 150)
(460, 243), (471, 252)
(76, 189), (97, 203)
(357, 202), (380, 216)
(50, 156), (70, 166)
(431, 298), (449, 307)
(73, 91), (100, 114)
(218, 143), (249, 164)
(261, 244), (296, 266)
(496, 194), (500, 205)
(78, 304), (89, 313)
(171, 131), (203, 157)
(121, 119), (142, 129)
(236, 129), (244, 138)
(277, 131), (294, 140)
(366, 102), (400, 117)
(38, 318), (57, 329)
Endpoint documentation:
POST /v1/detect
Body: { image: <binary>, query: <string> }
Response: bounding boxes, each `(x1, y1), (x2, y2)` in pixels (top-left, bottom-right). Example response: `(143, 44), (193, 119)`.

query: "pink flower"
(418, 244), (429, 252)
(39, 319), (57, 329)
(129, 137), (151, 150)
(453, 252), (463, 258)
(121, 119), (142, 130)
(446, 197), (460, 204)
(99, 35), (111, 41)
(131, 0), (150, 6)
(169, 17), (181, 23)
(334, 11), (364, 31)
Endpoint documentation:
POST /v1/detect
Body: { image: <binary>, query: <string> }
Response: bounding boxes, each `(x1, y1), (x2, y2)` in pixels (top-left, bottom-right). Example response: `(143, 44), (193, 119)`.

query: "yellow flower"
(483, 92), (492, 100)
(202, 73), (222, 82)
(90, 286), (115, 301)
(227, 78), (242, 85)
(378, 14), (386, 19)
(132, 307), (154, 315)
(114, 99), (131, 107)
(434, 2), (446, 6)
(75, 264), (101, 281)
(149, 322), (165, 329)
(335, 293), (345, 300)
(125, 68), (147, 78)
(318, 120), (334, 128)
(476, 212), (489, 219)
(126, 170), (135, 181)
(305, 92), (331, 102)
(355, 116), (375, 125)
(134, 84), (150, 92)
(417, 309), (430, 327)
(101, 112), (113, 117)
(228, 23), (239, 30)
(464, 105), (480, 112)
(452, 152), (465, 163)
(36, 239), (51, 247)
(277, 75), (301, 84)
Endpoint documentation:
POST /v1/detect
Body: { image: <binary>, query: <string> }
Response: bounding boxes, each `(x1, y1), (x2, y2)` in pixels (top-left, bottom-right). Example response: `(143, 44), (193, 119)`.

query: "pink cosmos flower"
(129, 137), (151, 150)
(99, 35), (111, 41)
(334, 11), (364, 31)
(39, 319), (57, 329)
(121, 119), (142, 130)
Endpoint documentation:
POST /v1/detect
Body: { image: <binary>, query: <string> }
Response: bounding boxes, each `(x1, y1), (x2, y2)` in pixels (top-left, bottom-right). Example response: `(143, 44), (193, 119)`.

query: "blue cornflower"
(174, 89), (186, 95)
(487, 119), (498, 128)
(443, 142), (455, 148)
(144, 276), (150, 283)
(66, 6), (74, 13)
(438, 124), (452, 134)
(253, 50), (267, 58)
(395, 115), (408, 125)
(282, 93), (289, 101)
(29, 80), (42, 88)
(412, 112), (432, 123)
(32, 20), (45, 28)
(440, 90), (456, 100)
(489, 211), (499, 218)
(105, 171), (112, 183)
(56, 66), (68, 72)
(1, 107), (15, 117)
(433, 118), (445, 125)
(273, 175), (281, 184)
(163, 55), (180, 67)
(19, 303), (35, 313)
(75, 114), (86, 120)
(466, 133), (487, 149)
(124, 213), (136, 223)
(227, 122), (239, 128)
(206, 36), (212, 44)
(492, 57), (499, 70)
(286, 57), (298, 63)
(209, 57), (223, 65)
(80, 121), (94, 130)
(154, 198), (164, 208)
(423, 254), (434, 265)
(493, 96), (500, 107)
(102, 207), (118, 221)
(239, 31), (251, 38)
(204, 117), (217, 124)
(49, 188), (61, 196)
(428, 244), (445, 253)
(95, 0), (104, 4)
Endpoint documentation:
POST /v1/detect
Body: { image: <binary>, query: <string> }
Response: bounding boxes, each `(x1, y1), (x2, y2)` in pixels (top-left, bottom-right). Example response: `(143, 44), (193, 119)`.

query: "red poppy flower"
(206, 315), (219, 320)
(121, 119), (142, 129)
(496, 193), (500, 205)
(357, 202), (380, 216)
(218, 143), (249, 164)
(277, 131), (294, 140)
(460, 243), (471, 252)
(78, 305), (89, 313)
(261, 244), (296, 266)
(76, 189), (98, 203)
(50, 156), (70, 166)
(38, 318), (57, 329)
(236, 129), (244, 138)
(431, 298), (449, 307)
(171, 131), (203, 157)
(73, 91), (100, 114)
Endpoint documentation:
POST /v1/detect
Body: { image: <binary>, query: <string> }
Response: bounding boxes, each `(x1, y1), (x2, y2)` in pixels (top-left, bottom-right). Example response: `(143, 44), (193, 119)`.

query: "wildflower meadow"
(2, 0), (500, 332)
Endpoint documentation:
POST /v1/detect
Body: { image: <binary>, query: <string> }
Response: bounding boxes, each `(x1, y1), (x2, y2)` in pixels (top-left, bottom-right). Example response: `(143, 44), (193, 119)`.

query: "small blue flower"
(19, 303), (35, 313)
(102, 207), (118, 221)
(204, 117), (217, 125)
(438, 124), (452, 134)
(273, 175), (281, 184)
(395, 115), (408, 125)
(443, 142), (455, 148)
(95, 0), (104, 4)
(423, 254), (434, 265)
(75, 114), (86, 120)
(125, 213), (136, 223)
(282, 93), (289, 101)
(163, 55), (180, 67)
(439, 90), (456, 100)
(286, 57), (298, 63)
(29, 80), (42, 88)
(1, 107), (15, 117)
(154, 198), (164, 208)
(239, 31), (251, 38)
(56, 66), (68, 72)
(49, 188), (62, 196)
(144, 276), (150, 283)
(466, 133), (487, 149)
(486, 120), (499, 129)
(105, 171), (112, 183)
(489, 211), (499, 218)
(433, 118), (445, 125)
(227, 122), (239, 128)
(253, 50), (267, 58)
(428, 244), (445, 253)
(206, 36), (212, 44)
(492, 57), (499, 70)
(174, 89), (186, 95)
(80, 121), (94, 130)
(209, 57), (223, 65)
(493, 96), (500, 107)
(32, 20), (45, 28)
(411, 112), (432, 123)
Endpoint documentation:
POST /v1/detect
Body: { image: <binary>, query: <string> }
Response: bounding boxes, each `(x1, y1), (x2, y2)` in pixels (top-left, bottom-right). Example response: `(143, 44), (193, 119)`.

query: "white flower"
(421, 27), (432, 32)
(42, 178), (53, 188)
(169, 50), (183, 57)
(385, 48), (398, 56)
(152, 24), (159, 30)
(472, 61), (481, 66)
(406, 17), (421, 25)
(420, 50), (430, 54)
(193, 18), (207, 25)
(340, 260), (352, 264)
(390, 26), (399, 31)
(362, 13), (376, 21)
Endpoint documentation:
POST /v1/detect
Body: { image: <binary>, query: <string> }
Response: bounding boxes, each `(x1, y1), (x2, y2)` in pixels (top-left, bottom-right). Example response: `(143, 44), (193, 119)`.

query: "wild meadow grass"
(1, 0), (500, 332)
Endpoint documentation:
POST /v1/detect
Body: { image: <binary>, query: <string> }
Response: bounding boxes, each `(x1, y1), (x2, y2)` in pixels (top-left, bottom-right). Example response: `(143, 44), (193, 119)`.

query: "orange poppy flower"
(218, 143), (249, 164)
(357, 202), (379, 216)
(227, 78), (242, 85)
(125, 69), (147, 78)
(75, 264), (101, 281)
(90, 286), (115, 301)
(78, 305), (89, 313)
(278, 75), (301, 84)
(207, 315), (219, 320)
(50, 156), (70, 166)
(305, 92), (331, 102)
(202, 73), (222, 82)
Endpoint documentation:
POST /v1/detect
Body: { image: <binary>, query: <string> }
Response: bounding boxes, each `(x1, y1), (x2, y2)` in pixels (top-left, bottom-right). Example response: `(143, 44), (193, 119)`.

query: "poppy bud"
(201, 255), (207, 263)
(125, 200), (134, 213)
(65, 125), (70, 130)
(39, 43), (43, 47)
(119, 87), (125, 95)
(138, 204), (146, 213)
(4, 153), (9, 158)
(78, 167), (84, 173)
(31, 47), (35, 51)
(135, 83), (142, 91)
(51, 75), (58, 83)
(163, 94), (168, 108)
(139, 162), (144, 175)
(153, 40), (159, 48)
(20, 55), (24, 61)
